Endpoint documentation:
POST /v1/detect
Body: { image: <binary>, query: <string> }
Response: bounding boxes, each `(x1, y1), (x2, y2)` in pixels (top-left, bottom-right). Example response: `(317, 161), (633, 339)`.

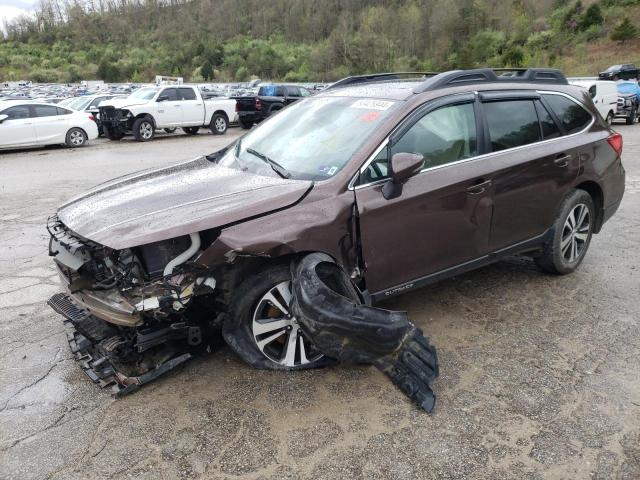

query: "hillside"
(1, 0), (640, 83)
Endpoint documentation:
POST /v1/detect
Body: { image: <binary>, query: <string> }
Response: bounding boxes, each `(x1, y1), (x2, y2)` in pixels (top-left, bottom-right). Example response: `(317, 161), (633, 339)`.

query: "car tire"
(103, 126), (124, 141)
(65, 128), (87, 147)
(223, 263), (330, 370)
(164, 128), (177, 133)
(535, 189), (595, 275)
(183, 126), (200, 135)
(606, 111), (614, 125)
(626, 108), (637, 125)
(239, 118), (253, 130)
(210, 114), (228, 135)
(132, 117), (155, 142)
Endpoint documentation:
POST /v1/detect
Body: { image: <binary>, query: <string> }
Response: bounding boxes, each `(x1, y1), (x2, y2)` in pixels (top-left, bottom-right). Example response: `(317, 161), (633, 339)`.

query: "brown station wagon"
(48, 68), (625, 395)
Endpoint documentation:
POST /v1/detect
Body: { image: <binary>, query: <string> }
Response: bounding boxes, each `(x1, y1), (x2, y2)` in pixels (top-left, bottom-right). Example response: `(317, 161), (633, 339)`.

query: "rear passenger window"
(179, 88), (196, 100)
(484, 100), (541, 152)
(543, 94), (592, 134)
(57, 107), (72, 115)
(535, 101), (561, 139)
(33, 105), (59, 117)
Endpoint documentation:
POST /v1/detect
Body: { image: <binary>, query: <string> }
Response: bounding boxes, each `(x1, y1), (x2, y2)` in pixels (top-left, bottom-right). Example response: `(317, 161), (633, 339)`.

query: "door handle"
(554, 154), (572, 167)
(466, 179), (492, 195)
(174, 105), (181, 107)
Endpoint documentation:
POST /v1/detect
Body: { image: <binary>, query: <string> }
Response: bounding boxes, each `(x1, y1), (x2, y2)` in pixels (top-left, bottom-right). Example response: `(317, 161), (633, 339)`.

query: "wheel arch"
(135, 113), (155, 127)
(213, 110), (229, 121)
(575, 180), (604, 233)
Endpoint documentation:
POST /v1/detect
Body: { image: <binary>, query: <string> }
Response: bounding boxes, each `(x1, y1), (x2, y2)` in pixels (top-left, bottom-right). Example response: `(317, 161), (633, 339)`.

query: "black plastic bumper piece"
(47, 292), (192, 397)
(290, 253), (439, 412)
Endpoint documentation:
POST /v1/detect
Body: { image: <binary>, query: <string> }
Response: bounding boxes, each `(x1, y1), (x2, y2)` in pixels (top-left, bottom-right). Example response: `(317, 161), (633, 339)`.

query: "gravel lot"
(1, 125), (639, 480)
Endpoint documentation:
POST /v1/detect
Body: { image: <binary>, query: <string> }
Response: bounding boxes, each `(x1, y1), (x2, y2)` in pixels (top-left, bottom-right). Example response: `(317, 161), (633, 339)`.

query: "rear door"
(178, 87), (202, 126)
(155, 88), (182, 126)
(481, 92), (586, 250)
(354, 95), (495, 295)
(31, 104), (67, 145)
(0, 104), (37, 147)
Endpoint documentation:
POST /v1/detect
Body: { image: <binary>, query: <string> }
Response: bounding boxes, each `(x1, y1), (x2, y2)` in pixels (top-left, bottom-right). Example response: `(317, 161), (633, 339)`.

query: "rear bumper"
(237, 112), (264, 123)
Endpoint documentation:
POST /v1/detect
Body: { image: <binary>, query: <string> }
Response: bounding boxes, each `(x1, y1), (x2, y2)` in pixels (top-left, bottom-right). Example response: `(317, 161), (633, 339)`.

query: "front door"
(0, 105), (37, 147)
(155, 88), (182, 127)
(354, 98), (495, 295)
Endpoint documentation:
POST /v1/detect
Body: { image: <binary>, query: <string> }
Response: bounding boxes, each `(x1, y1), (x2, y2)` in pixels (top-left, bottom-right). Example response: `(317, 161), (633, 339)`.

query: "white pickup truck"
(98, 85), (236, 141)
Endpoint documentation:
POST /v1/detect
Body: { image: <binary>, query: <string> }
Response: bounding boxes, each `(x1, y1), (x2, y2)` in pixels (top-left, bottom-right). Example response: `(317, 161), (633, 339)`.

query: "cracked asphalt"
(1, 125), (639, 480)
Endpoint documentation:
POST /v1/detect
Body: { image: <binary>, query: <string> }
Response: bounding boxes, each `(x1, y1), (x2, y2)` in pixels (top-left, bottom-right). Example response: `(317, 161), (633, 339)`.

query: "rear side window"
(33, 105), (59, 117)
(484, 100), (541, 152)
(535, 101), (561, 140)
(57, 107), (72, 115)
(179, 88), (196, 100)
(259, 85), (284, 96)
(543, 94), (592, 134)
(2, 105), (31, 119)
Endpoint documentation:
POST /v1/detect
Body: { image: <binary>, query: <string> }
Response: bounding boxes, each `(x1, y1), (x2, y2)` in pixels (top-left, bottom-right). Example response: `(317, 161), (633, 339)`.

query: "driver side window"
(359, 102), (478, 185)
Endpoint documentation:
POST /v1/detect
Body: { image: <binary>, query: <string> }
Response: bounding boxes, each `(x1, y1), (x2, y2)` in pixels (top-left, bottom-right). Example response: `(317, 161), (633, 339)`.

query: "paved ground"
(0, 125), (638, 480)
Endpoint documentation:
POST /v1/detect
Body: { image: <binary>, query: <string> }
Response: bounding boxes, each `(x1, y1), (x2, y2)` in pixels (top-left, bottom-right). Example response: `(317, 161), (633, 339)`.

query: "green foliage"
(0, 0), (638, 83)
(610, 16), (638, 42)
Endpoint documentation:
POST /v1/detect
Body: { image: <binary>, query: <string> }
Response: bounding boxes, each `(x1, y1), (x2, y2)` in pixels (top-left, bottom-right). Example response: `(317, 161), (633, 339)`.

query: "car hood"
(57, 157), (313, 249)
(99, 97), (149, 109)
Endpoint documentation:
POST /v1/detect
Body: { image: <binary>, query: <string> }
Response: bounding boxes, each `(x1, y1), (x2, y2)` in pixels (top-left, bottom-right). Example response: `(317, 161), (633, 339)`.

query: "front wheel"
(210, 114), (228, 135)
(223, 264), (327, 370)
(626, 108), (637, 125)
(103, 126), (124, 140)
(65, 128), (87, 147)
(535, 189), (595, 275)
(239, 118), (253, 130)
(132, 117), (155, 142)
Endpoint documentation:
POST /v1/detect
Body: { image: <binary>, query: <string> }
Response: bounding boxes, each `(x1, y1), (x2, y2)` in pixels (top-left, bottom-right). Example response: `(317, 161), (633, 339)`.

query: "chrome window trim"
(349, 90), (594, 191)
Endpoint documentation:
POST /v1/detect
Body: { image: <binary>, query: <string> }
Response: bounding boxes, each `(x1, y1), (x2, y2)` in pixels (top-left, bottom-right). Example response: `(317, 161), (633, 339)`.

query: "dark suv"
(47, 68), (625, 394)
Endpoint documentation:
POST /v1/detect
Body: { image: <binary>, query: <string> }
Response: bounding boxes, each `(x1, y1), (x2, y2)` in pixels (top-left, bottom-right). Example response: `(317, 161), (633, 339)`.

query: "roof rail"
(327, 72), (439, 90)
(413, 68), (568, 93)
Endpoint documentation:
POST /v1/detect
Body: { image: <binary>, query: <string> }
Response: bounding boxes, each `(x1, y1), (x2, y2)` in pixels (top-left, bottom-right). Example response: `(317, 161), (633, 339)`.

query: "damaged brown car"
(48, 68), (625, 410)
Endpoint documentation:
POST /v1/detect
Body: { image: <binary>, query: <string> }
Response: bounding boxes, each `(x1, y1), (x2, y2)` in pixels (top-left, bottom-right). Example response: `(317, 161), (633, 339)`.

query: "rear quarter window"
(543, 94), (592, 134)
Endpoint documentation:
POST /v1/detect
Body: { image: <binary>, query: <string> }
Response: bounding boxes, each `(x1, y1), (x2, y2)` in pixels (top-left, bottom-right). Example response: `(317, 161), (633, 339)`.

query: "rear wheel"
(183, 126), (200, 135)
(535, 189), (594, 275)
(65, 128), (87, 147)
(210, 114), (228, 135)
(132, 117), (155, 142)
(606, 111), (614, 125)
(223, 264), (327, 370)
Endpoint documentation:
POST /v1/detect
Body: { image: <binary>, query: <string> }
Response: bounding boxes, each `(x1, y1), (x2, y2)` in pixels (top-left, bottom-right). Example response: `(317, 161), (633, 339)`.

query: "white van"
(569, 78), (618, 124)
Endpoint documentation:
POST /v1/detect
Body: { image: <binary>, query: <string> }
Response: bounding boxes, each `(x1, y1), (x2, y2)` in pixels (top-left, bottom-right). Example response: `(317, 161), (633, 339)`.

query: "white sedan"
(0, 101), (99, 150)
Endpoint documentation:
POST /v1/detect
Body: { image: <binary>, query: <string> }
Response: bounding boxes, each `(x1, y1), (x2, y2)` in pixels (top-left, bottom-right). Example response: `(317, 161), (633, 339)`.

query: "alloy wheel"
(251, 281), (323, 367)
(69, 130), (85, 146)
(561, 203), (590, 263)
(214, 117), (226, 132)
(140, 122), (153, 139)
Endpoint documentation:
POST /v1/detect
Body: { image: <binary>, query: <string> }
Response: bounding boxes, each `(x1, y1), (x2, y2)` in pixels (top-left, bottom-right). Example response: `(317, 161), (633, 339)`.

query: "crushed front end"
(98, 106), (133, 136)
(47, 215), (218, 396)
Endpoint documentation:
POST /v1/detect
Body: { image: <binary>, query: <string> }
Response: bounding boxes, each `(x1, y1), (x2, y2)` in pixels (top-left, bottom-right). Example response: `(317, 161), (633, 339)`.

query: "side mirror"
(382, 152), (424, 200)
(0, 114), (8, 123)
(157, 95), (169, 102)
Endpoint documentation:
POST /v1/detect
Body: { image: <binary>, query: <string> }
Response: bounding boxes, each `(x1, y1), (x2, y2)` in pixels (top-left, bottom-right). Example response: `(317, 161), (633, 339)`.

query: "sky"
(0, 0), (36, 25)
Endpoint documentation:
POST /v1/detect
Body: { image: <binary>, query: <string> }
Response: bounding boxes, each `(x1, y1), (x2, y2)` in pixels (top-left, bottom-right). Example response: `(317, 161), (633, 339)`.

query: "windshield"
(606, 65), (621, 72)
(66, 97), (92, 110)
(219, 96), (399, 180)
(129, 87), (158, 100)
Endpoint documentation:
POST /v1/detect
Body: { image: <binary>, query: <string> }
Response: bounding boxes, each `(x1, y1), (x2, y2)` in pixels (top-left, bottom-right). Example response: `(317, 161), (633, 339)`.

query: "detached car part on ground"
(47, 68), (625, 411)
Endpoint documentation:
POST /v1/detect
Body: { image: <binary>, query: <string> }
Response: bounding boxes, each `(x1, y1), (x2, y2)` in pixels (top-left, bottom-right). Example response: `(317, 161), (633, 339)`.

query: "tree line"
(1, 0), (639, 83)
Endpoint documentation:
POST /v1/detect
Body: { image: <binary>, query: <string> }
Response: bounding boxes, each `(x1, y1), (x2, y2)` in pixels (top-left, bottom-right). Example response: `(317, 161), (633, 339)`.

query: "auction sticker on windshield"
(352, 99), (395, 110)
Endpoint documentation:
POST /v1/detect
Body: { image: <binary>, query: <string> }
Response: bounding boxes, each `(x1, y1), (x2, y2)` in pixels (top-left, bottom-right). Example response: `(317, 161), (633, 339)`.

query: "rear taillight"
(255, 98), (262, 110)
(607, 133), (623, 156)
(88, 114), (95, 121)
(235, 102), (239, 112)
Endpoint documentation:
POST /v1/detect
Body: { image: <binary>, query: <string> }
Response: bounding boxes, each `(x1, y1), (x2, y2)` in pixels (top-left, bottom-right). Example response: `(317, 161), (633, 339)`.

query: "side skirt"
(371, 230), (551, 303)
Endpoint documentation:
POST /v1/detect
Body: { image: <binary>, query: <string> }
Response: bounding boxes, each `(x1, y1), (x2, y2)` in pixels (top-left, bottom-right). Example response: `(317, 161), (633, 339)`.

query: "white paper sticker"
(351, 99), (394, 111)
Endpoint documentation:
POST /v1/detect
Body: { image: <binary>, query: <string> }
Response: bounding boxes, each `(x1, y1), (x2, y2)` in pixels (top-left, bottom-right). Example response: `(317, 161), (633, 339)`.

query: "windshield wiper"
(246, 148), (291, 179)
